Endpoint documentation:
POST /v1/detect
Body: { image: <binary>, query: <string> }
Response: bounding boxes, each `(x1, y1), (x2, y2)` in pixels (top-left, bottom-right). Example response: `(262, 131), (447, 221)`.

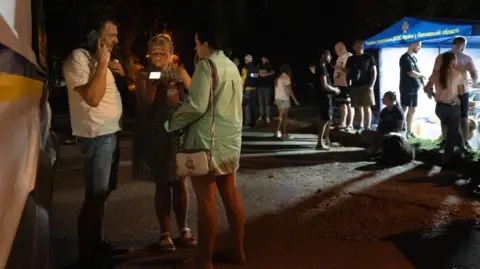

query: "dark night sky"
(44, 0), (480, 89)
(45, 0), (356, 69)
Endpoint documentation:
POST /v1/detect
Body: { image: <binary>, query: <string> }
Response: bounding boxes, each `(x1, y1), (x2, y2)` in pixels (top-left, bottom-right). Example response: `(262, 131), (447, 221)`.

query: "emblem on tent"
(402, 21), (409, 33)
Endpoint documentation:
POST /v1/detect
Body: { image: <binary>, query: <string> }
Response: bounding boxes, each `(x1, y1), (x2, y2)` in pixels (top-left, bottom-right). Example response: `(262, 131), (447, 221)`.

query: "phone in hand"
(149, 71), (162, 80)
(86, 30), (99, 46)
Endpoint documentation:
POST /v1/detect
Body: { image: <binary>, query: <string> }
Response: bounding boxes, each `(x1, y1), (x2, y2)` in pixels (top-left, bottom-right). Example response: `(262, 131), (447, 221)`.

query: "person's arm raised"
(69, 40), (110, 107)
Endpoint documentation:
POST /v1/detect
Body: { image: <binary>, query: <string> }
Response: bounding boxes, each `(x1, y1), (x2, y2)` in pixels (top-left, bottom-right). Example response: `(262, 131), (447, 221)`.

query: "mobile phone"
(149, 71), (162, 80)
(86, 30), (99, 46)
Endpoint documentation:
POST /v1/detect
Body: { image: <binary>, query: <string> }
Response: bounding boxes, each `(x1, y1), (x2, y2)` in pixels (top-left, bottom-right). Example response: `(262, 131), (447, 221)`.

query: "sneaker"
(256, 117), (263, 123)
(266, 117), (271, 124)
(275, 131), (282, 138)
(281, 134), (290, 140)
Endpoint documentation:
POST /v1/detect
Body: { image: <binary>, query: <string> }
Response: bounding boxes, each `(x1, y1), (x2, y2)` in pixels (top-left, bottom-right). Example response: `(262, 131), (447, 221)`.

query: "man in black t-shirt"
(316, 50), (341, 150)
(399, 41), (427, 139)
(258, 56), (275, 123)
(346, 40), (377, 132)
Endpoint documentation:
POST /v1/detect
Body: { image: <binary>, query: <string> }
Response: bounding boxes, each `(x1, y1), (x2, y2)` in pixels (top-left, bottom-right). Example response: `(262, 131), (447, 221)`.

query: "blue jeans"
(244, 89), (258, 126)
(78, 133), (119, 197)
(258, 87), (273, 118)
(77, 132), (120, 261)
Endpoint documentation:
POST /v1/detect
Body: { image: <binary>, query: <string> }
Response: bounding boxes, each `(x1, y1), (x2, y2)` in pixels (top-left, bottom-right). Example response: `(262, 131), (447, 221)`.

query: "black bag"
(379, 133), (415, 165)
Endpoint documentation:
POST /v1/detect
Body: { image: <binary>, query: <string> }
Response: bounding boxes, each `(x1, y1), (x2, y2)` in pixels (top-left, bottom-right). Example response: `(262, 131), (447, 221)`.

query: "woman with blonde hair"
(133, 34), (196, 252)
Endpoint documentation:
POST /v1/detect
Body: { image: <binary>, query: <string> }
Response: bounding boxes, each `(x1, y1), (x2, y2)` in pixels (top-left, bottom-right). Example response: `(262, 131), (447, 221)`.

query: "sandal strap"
(159, 237), (173, 245)
(180, 228), (191, 233)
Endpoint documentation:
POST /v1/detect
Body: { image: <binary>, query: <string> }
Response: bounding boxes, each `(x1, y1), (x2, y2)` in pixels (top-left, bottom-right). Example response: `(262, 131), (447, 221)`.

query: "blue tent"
(364, 17), (480, 49)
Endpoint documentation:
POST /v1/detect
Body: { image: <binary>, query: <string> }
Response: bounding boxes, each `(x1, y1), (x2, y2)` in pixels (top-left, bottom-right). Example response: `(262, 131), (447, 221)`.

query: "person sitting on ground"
(366, 91), (404, 155)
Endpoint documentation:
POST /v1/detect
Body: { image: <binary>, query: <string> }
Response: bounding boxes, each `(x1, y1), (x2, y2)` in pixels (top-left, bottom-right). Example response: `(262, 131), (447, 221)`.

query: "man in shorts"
(346, 40), (377, 132)
(399, 41), (427, 138)
(333, 42), (353, 130)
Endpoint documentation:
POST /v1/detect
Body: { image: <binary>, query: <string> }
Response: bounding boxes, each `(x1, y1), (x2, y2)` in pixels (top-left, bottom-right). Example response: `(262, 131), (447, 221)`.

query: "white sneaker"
(275, 131), (282, 138)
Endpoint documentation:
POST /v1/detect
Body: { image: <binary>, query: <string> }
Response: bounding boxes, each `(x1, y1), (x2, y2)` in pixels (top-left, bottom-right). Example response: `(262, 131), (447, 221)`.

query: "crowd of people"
(63, 17), (245, 269)
(61, 10), (478, 268)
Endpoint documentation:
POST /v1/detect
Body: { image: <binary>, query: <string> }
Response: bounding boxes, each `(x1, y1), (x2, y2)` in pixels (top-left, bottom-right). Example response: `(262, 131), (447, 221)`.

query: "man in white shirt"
(63, 17), (125, 265)
(425, 36), (478, 150)
(333, 42), (354, 130)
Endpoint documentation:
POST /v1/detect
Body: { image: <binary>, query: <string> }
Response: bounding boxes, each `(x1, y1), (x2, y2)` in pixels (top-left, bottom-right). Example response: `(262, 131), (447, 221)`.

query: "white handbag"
(176, 59), (216, 177)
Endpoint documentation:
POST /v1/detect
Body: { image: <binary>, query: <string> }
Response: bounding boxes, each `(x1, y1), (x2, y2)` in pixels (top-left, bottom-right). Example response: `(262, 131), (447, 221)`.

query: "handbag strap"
(204, 58), (216, 150)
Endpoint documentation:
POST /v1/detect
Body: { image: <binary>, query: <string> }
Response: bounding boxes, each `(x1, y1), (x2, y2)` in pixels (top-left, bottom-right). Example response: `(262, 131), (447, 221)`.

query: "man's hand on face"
(96, 39), (111, 66)
(108, 60), (125, 76)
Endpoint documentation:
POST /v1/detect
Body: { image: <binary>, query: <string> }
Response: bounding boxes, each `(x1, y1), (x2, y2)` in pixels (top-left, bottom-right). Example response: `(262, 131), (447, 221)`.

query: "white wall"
(379, 47), (440, 120)
(0, 0), (18, 38)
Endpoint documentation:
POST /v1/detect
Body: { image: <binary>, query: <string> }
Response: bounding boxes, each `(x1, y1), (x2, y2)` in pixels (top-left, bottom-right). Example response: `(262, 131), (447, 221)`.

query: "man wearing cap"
(241, 54), (260, 128)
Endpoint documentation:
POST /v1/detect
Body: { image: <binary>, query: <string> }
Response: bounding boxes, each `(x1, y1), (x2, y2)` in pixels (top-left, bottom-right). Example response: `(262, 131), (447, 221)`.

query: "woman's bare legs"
(324, 121), (332, 145)
(155, 184), (172, 233)
(216, 172), (246, 263)
(276, 109), (284, 136)
(191, 176), (217, 269)
(282, 109), (289, 136)
(317, 119), (329, 149)
(172, 176), (188, 230)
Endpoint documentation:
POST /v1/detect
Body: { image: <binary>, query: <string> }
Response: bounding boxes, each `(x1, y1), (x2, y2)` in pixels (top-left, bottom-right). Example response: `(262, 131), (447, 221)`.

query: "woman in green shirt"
(165, 24), (246, 269)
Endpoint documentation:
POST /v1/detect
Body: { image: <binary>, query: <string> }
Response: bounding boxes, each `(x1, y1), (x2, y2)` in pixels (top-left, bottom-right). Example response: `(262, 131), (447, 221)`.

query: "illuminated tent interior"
(364, 17), (480, 145)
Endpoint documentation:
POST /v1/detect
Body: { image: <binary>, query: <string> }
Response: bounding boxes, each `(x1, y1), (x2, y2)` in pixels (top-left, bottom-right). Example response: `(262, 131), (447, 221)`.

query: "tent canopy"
(364, 17), (480, 49)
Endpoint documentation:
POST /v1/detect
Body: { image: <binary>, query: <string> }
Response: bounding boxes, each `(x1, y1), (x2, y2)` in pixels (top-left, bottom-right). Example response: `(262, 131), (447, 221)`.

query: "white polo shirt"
(63, 48), (122, 138)
(334, 52), (352, 87)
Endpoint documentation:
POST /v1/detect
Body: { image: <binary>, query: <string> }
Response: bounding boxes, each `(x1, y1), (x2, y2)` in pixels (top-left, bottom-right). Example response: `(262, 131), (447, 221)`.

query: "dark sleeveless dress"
(132, 67), (184, 184)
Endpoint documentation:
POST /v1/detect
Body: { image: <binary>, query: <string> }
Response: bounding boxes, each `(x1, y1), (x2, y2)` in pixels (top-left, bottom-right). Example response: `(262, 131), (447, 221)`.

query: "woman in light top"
(432, 52), (466, 169)
(165, 23), (245, 269)
(274, 64), (300, 139)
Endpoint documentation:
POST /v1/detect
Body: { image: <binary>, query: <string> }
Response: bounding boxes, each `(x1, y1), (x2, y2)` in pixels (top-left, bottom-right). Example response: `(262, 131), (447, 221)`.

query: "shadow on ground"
(110, 163), (480, 268)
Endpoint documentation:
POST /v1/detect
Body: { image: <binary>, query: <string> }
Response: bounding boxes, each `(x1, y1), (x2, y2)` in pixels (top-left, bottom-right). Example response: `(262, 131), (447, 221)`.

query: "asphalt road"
(52, 131), (480, 269)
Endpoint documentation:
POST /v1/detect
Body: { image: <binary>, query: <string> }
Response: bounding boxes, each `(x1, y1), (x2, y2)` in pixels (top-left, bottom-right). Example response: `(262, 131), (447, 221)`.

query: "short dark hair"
(195, 20), (226, 51)
(353, 40), (363, 45)
(452, 36), (467, 45)
(86, 14), (119, 34)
